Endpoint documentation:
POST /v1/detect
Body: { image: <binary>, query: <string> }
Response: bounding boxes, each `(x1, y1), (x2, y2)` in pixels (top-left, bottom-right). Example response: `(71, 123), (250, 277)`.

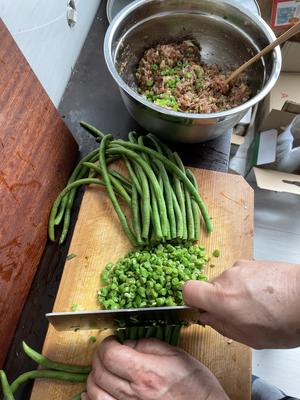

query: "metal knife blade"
(46, 306), (201, 332)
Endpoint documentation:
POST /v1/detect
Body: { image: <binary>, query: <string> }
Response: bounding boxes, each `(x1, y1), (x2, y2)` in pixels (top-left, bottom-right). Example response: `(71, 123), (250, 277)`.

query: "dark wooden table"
(3, 2), (231, 398)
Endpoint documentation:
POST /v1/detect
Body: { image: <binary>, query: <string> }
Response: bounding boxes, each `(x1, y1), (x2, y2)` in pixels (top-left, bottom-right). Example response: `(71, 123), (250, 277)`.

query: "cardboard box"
(248, 109), (296, 168)
(253, 167), (300, 194)
(247, 103), (300, 194)
(282, 41), (300, 72)
(270, 72), (300, 111)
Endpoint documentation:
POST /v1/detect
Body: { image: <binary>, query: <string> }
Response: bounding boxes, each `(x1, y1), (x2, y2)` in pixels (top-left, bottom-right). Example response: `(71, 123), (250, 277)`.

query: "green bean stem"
(99, 135), (138, 246)
(0, 370), (15, 400)
(10, 370), (87, 394)
(22, 342), (91, 374)
(111, 140), (213, 233)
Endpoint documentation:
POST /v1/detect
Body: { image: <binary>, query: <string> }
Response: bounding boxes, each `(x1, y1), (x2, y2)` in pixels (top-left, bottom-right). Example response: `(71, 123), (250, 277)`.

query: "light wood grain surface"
(31, 168), (253, 400)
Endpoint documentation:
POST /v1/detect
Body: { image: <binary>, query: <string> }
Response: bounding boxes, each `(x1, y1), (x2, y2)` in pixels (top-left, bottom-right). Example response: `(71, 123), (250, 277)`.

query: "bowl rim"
(104, 0), (282, 120)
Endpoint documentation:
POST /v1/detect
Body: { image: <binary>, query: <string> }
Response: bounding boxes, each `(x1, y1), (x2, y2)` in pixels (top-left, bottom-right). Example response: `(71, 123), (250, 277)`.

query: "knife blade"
(46, 306), (201, 332)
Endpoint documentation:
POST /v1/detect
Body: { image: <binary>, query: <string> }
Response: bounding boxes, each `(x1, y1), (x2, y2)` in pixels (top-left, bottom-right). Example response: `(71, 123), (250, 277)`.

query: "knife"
(46, 306), (201, 332)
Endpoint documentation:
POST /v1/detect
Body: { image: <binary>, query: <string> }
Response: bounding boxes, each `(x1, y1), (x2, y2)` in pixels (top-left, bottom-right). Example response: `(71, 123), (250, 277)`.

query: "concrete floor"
(251, 185), (300, 397)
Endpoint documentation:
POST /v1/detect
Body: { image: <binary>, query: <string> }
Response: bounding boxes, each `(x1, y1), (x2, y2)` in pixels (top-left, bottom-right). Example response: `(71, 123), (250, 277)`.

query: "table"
(3, 2), (232, 398)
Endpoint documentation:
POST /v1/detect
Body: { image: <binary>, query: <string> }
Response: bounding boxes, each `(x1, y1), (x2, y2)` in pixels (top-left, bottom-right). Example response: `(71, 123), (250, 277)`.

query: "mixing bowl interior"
(112, 0), (273, 105)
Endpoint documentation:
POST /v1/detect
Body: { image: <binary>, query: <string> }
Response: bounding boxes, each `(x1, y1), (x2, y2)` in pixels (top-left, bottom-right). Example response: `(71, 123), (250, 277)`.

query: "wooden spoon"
(225, 21), (300, 85)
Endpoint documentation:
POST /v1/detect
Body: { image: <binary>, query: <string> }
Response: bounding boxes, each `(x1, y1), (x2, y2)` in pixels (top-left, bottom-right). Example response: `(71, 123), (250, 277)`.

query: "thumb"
(183, 280), (222, 313)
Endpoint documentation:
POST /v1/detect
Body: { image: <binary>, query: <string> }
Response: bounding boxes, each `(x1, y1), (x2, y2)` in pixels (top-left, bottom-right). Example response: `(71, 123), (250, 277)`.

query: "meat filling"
(136, 40), (251, 114)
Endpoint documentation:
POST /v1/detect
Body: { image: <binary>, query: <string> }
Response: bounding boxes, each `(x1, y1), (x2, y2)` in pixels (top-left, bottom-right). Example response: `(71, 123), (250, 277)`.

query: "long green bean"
(146, 135), (176, 238)
(49, 178), (105, 241)
(147, 133), (174, 161)
(59, 154), (120, 242)
(22, 342), (91, 374)
(123, 156), (142, 195)
(0, 370), (14, 400)
(131, 185), (143, 245)
(170, 186), (184, 238)
(173, 153), (194, 241)
(136, 138), (163, 240)
(149, 184), (163, 239)
(99, 135), (137, 246)
(82, 162), (131, 206)
(186, 169), (200, 240)
(111, 140), (213, 233)
(54, 149), (99, 226)
(10, 370), (87, 394)
(80, 120), (105, 139)
(111, 171), (132, 192)
(137, 136), (152, 165)
(128, 131), (138, 144)
(107, 145), (169, 238)
(131, 160), (151, 240)
(59, 165), (92, 244)
(153, 159), (176, 239)
(175, 179), (187, 240)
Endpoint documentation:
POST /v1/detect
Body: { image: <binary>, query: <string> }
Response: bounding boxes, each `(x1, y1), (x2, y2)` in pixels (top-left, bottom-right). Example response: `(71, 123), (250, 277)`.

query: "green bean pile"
(48, 121), (212, 246)
(99, 243), (208, 309)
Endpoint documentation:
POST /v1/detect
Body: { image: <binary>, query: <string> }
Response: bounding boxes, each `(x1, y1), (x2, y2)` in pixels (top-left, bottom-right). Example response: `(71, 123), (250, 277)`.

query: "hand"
(82, 336), (228, 400)
(183, 260), (300, 349)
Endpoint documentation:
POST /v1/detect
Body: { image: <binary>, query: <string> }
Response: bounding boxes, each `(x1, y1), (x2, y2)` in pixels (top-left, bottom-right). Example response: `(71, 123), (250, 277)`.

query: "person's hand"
(82, 336), (228, 400)
(184, 260), (300, 349)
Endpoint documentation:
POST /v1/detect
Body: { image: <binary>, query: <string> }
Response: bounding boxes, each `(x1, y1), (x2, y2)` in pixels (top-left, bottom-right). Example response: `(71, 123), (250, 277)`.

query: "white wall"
(1, 0), (101, 106)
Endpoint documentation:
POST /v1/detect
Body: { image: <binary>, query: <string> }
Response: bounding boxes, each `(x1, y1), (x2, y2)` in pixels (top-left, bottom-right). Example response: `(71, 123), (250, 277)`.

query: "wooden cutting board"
(0, 19), (78, 366)
(31, 168), (253, 400)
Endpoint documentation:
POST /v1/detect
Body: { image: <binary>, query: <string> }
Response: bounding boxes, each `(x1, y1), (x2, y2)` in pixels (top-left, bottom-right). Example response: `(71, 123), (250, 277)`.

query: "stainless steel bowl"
(104, 0), (281, 143)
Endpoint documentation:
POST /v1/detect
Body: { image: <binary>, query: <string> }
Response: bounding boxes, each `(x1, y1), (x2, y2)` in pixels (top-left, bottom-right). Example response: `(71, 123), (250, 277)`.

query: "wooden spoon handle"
(225, 21), (300, 85)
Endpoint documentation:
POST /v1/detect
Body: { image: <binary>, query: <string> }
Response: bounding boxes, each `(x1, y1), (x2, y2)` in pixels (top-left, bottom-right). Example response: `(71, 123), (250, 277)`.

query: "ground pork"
(135, 40), (251, 114)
